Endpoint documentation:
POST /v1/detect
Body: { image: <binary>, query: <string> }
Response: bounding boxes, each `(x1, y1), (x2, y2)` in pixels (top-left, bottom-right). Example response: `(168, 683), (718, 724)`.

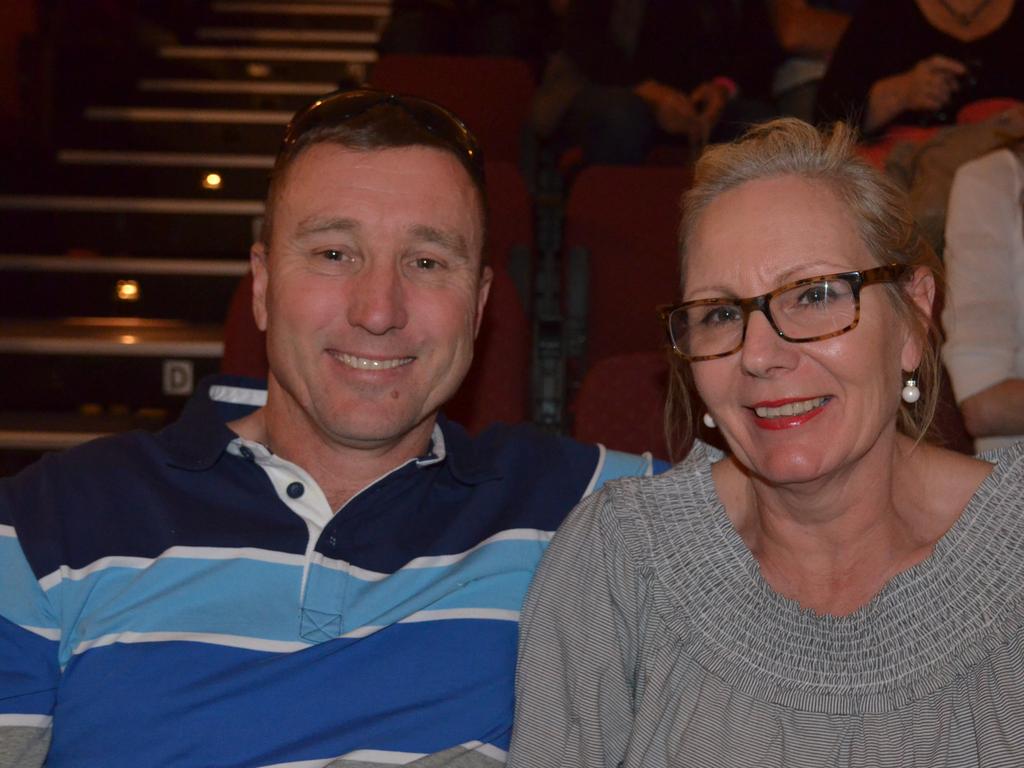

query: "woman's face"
(685, 175), (925, 486)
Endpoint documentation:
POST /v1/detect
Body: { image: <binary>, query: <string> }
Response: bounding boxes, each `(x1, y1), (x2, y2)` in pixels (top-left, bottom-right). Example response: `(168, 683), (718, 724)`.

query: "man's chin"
(321, 406), (439, 451)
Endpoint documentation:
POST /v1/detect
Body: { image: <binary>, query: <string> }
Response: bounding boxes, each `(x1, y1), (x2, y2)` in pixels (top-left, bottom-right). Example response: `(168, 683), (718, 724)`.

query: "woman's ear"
(900, 266), (936, 372)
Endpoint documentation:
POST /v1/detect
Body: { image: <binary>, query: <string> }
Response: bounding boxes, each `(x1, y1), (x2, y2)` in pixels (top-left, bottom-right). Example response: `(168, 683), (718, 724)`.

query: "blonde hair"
(667, 119), (944, 459)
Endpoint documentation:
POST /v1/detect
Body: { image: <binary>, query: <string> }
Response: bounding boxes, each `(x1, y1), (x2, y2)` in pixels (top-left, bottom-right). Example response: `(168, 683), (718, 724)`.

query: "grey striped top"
(508, 441), (1024, 767)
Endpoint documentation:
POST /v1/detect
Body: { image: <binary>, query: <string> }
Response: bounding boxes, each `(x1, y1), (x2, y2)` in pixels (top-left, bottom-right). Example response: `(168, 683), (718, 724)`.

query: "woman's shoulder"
(597, 441), (722, 519)
(973, 440), (1024, 506)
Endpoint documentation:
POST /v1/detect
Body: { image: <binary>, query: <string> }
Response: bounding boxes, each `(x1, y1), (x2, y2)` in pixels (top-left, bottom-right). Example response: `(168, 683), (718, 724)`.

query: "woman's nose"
(739, 309), (799, 377)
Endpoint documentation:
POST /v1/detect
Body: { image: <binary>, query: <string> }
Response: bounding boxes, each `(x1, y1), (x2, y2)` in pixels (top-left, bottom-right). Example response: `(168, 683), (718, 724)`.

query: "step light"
(116, 279), (141, 302)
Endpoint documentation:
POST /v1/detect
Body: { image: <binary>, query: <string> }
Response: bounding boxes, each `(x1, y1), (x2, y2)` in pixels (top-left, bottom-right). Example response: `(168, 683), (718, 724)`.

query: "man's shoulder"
(445, 418), (659, 491)
(2, 428), (161, 498)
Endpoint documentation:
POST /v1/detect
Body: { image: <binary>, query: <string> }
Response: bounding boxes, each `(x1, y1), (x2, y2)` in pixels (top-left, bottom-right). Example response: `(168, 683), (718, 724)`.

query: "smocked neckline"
(617, 441), (1024, 714)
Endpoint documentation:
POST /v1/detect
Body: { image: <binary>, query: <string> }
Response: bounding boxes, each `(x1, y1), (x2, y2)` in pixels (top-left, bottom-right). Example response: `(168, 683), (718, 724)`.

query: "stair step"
(0, 196), (260, 258)
(138, 77), (333, 96)
(0, 317), (223, 357)
(140, 52), (366, 84)
(1, 255), (245, 323)
(57, 148), (274, 169)
(86, 105), (294, 125)
(160, 44), (377, 64)
(4, 160), (270, 198)
(211, 1), (391, 18)
(196, 27), (380, 45)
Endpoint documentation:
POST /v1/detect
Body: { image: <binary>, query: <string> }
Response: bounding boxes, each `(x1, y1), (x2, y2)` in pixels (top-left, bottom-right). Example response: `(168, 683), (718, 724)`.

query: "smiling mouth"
(753, 397), (829, 419)
(332, 352), (415, 371)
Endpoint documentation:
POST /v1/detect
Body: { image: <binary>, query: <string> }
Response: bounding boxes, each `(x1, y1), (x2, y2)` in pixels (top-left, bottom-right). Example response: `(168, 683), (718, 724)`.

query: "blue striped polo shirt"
(0, 376), (660, 767)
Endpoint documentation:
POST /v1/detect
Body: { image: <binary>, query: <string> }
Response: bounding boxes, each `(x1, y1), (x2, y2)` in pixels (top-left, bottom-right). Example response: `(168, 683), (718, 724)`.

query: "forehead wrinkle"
(294, 215), (360, 238)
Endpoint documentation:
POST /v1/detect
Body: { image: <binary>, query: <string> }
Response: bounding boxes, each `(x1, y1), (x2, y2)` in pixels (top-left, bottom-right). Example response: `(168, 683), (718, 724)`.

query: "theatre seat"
(369, 55), (535, 165)
(561, 164), (693, 380)
(571, 351), (672, 461)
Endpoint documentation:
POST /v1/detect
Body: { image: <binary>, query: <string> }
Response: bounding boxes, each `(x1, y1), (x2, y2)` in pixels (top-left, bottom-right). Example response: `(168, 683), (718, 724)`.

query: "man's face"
(251, 143), (491, 453)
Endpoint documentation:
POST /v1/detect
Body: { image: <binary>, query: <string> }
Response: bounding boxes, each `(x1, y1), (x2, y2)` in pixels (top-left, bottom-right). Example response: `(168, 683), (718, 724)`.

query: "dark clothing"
(379, 0), (553, 58)
(534, 0), (779, 164)
(563, 0), (778, 100)
(816, 0), (1024, 130)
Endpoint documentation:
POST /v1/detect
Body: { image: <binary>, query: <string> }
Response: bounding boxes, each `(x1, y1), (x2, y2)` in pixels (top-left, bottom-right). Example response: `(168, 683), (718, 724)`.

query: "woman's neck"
(915, 0), (1015, 43)
(715, 435), (978, 616)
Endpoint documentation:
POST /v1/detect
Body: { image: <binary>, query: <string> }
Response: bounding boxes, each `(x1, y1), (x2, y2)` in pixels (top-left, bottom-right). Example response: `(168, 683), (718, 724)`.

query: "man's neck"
(228, 399), (436, 511)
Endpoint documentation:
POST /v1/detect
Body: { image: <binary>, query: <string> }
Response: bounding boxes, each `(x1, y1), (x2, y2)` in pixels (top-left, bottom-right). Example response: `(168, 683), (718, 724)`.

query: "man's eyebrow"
(294, 216), (360, 237)
(408, 224), (469, 261)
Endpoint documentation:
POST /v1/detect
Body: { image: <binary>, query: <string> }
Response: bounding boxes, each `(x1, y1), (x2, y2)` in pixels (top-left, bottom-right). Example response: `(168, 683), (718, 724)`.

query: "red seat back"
(370, 55), (535, 164)
(571, 351), (671, 460)
(562, 165), (692, 368)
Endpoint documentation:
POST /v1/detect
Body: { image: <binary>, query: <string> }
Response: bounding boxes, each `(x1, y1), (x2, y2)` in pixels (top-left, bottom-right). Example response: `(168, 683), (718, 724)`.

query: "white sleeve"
(942, 149), (1024, 403)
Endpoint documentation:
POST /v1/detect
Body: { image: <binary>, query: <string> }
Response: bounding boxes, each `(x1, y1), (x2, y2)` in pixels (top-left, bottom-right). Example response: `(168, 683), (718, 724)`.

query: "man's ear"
(900, 265), (937, 372)
(474, 265), (494, 338)
(250, 242), (270, 332)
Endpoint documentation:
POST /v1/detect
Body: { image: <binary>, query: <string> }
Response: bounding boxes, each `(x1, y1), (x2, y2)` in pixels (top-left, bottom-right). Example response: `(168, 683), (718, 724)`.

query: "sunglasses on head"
(280, 88), (485, 187)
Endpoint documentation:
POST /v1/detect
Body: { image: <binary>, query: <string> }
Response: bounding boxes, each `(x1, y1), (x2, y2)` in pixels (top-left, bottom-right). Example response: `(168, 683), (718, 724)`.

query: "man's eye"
(413, 257), (442, 270)
(321, 249), (345, 261)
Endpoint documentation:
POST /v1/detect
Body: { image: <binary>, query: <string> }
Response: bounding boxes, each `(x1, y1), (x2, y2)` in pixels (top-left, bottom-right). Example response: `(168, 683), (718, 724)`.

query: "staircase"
(0, 0), (392, 475)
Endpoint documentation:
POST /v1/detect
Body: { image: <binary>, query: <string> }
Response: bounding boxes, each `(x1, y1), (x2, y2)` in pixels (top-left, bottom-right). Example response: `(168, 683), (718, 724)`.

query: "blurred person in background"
(942, 125), (1024, 451)
(767, 0), (860, 122)
(532, 0), (779, 165)
(816, 0), (1024, 133)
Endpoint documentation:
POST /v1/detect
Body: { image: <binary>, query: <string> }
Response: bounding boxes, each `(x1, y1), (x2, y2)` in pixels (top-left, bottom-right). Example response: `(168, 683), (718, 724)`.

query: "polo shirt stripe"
(38, 536), (546, 660)
(45, 545), (307, 585)
(591, 448), (659, 493)
(0, 538), (57, 630)
(0, 616), (58, 718)
(310, 527), (553, 579)
(0, 715), (52, 727)
(73, 631), (309, 655)
(340, 609), (519, 639)
(47, 620), (517, 765)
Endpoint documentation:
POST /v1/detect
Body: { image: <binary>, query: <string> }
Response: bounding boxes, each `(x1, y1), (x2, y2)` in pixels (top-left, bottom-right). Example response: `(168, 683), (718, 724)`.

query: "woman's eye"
(701, 305), (741, 326)
(797, 284), (837, 305)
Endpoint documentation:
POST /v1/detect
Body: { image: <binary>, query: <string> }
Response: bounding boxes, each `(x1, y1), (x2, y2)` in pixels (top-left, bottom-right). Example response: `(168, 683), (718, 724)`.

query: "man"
(0, 90), (658, 767)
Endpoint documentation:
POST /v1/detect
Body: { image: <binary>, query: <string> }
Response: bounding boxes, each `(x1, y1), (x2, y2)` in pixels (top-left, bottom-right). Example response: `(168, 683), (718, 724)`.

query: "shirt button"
(286, 482), (304, 499)
(239, 446), (255, 461)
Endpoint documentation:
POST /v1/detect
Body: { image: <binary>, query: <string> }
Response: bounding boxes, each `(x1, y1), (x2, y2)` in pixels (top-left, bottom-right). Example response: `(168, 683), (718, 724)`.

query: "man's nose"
(346, 261), (409, 335)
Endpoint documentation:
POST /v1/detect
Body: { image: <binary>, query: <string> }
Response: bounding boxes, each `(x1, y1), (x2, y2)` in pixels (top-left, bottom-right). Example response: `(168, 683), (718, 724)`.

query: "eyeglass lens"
(671, 276), (859, 358)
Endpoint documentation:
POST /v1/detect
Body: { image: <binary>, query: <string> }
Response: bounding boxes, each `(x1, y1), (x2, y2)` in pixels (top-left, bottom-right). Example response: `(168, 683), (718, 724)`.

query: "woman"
(815, 0), (1024, 132)
(508, 119), (1024, 766)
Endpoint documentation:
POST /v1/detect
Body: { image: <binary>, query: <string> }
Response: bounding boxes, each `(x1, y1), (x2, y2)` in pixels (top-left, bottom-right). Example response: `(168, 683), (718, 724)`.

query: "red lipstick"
(749, 396), (830, 431)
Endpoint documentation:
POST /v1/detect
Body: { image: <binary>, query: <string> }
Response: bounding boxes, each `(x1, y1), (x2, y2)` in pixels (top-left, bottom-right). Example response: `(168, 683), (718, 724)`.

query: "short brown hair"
(260, 97), (488, 252)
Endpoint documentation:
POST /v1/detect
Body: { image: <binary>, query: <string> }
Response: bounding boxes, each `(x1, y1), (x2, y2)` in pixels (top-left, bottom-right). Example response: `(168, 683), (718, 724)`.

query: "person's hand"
(899, 55), (968, 113)
(690, 80), (730, 145)
(634, 80), (702, 143)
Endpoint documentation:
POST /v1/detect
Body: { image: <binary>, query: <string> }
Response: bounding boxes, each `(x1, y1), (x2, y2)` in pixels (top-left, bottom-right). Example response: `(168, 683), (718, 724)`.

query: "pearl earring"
(901, 377), (920, 404)
(702, 412), (717, 429)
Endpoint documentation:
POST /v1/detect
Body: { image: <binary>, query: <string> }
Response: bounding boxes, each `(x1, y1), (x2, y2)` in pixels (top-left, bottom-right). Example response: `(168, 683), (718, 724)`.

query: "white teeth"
(334, 352), (413, 370)
(755, 397), (827, 419)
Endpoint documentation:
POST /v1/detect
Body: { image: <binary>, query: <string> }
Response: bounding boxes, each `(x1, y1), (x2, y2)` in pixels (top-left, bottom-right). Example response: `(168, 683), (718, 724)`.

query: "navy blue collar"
(157, 375), (502, 485)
